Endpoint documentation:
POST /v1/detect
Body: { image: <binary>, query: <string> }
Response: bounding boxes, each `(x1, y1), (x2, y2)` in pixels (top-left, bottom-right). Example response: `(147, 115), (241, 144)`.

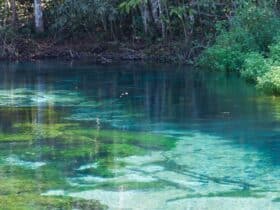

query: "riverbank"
(0, 39), (201, 64)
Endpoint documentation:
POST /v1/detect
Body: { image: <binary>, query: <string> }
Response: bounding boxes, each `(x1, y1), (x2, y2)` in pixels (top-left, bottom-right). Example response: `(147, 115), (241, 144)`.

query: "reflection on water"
(0, 62), (279, 210)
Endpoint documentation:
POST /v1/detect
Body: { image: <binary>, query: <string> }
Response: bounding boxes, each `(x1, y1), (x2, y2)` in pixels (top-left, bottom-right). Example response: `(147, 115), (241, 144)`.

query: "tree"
(34, 0), (44, 33)
(10, 0), (18, 28)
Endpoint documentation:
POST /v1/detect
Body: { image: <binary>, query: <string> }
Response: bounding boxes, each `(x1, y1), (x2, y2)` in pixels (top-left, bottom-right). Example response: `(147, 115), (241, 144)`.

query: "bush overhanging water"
(198, 4), (280, 95)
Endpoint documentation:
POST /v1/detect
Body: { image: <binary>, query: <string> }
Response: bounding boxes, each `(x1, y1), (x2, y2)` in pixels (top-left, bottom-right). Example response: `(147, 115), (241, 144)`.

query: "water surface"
(0, 62), (279, 210)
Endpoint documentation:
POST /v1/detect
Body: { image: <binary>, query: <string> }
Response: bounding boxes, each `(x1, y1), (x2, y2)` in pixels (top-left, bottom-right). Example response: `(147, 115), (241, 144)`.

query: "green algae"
(0, 133), (33, 142)
(14, 123), (80, 139)
(75, 156), (127, 178)
(64, 144), (145, 177)
(2, 123), (176, 153)
(0, 195), (107, 210)
(0, 165), (67, 191)
(84, 165), (116, 178)
(65, 129), (176, 150)
(0, 177), (38, 195)
(60, 143), (145, 160)
(0, 123), (79, 143)
(38, 142), (146, 160)
(0, 165), (107, 210)
(58, 146), (98, 159)
(101, 144), (146, 157)
(0, 122), (178, 209)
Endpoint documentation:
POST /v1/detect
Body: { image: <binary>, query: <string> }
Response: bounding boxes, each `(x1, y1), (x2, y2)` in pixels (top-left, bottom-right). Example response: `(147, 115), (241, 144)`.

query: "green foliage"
(170, 6), (187, 20)
(268, 40), (280, 64)
(241, 52), (269, 82)
(48, 0), (118, 38)
(197, 3), (280, 95)
(119, 0), (144, 14)
(198, 27), (256, 71)
(233, 5), (280, 51)
(198, 45), (244, 72)
(0, 26), (17, 57)
(198, 4), (280, 72)
(257, 66), (280, 95)
(6, 122), (176, 152)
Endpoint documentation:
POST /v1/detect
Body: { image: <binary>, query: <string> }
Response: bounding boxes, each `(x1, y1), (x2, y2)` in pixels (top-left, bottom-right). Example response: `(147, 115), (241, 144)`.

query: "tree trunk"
(10, 0), (18, 28)
(147, 0), (161, 36)
(157, 0), (165, 39)
(34, 0), (44, 33)
(140, 2), (149, 34)
(148, 0), (165, 39)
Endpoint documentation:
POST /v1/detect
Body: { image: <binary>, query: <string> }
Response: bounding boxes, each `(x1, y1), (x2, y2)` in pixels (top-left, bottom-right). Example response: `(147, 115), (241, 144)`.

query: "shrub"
(241, 52), (269, 82)
(198, 28), (255, 71)
(257, 66), (280, 95)
(48, 0), (117, 38)
(269, 40), (280, 64)
(233, 5), (280, 52)
(198, 4), (280, 72)
(0, 26), (18, 58)
(198, 45), (245, 72)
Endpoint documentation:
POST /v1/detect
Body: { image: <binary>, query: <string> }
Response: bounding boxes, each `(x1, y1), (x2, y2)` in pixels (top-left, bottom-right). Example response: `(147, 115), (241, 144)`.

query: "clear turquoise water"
(0, 62), (279, 209)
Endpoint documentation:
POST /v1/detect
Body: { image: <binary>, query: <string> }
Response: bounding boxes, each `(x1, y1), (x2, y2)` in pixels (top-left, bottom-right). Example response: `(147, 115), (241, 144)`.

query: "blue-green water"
(0, 62), (279, 210)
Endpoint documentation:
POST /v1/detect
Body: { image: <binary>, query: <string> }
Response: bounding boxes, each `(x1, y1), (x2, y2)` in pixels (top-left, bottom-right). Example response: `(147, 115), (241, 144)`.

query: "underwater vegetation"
(0, 120), (178, 209)
(0, 165), (107, 210)
(0, 194), (107, 210)
(2, 122), (177, 151)
(0, 122), (176, 177)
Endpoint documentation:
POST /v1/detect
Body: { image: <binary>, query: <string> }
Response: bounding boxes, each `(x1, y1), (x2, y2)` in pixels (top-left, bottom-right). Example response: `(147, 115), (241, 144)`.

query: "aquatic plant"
(0, 194), (107, 210)
(0, 120), (180, 209)
(65, 129), (176, 150)
(0, 133), (33, 142)
(8, 122), (176, 152)
(101, 143), (146, 157)
(14, 123), (79, 138)
(0, 123), (79, 142)
(0, 165), (107, 209)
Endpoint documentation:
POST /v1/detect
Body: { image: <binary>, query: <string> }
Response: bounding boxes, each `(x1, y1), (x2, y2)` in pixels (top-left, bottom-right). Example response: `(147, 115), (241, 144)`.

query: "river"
(0, 62), (279, 210)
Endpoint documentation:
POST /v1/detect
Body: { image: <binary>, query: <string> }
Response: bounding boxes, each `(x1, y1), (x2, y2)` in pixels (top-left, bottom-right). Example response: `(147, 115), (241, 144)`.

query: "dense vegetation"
(198, 1), (280, 95)
(0, 0), (243, 38)
(0, 0), (258, 60)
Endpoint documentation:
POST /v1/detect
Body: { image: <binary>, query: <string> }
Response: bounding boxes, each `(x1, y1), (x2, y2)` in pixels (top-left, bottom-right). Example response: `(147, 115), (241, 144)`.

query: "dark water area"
(0, 61), (279, 209)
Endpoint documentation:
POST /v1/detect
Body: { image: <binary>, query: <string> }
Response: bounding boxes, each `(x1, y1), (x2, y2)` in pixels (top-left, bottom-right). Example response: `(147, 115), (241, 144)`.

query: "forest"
(1, 0), (280, 93)
(0, 1), (264, 59)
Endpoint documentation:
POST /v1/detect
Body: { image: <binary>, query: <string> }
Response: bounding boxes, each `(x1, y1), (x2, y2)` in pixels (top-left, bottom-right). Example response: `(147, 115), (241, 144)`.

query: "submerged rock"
(77, 163), (99, 171)
(5, 156), (46, 169)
